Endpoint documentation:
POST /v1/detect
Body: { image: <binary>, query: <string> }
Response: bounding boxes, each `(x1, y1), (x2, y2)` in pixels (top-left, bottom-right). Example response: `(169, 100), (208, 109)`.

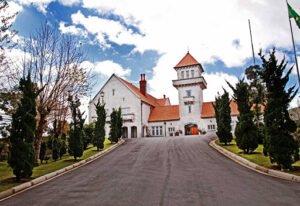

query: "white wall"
(89, 75), (143, 138)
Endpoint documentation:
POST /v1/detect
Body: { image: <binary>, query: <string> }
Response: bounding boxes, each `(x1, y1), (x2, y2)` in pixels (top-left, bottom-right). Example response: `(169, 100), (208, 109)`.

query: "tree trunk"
(34, 112), (48, 164)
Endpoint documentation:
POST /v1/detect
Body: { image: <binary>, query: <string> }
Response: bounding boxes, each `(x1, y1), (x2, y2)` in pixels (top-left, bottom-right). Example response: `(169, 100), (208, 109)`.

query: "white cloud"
(14, 0), (53, 14)
(58, 0), (81, 6)
(71, 11), (144, 49)
(203, 72), (239, 102)
(77, 0), (300, 103)
(59, 21), (88, 37)
(90, 60), (131, 77)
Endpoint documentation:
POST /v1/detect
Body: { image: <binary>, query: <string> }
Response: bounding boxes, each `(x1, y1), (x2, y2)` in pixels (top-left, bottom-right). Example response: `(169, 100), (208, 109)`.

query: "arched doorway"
(122, 127), (128, 138)
(131, 126), (137, 138)
(184, 124), (198, 135)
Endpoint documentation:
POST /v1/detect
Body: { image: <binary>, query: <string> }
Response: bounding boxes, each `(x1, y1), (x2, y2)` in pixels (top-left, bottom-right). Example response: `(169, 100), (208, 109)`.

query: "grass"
(0, 138), (114, 192)
(216, 139), (300, 176)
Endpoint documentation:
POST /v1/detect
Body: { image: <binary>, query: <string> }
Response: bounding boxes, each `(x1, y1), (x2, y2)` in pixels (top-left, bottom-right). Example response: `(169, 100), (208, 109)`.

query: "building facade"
(89, 52), (238, 138)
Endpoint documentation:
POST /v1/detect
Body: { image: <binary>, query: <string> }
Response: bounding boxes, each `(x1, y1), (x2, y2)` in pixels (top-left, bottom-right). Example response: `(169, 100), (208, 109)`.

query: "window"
(188, 105), (192, 113)
(186, 90), (191, 97)
(191, 70), (194, 78)
(168, 127), (175, 132)
(152, 126), (163, 136)
(181, 71), (184, 79)
(186, 70), (189, 78)
(112, 89), (115, 96)
(208, 125), (216, 131)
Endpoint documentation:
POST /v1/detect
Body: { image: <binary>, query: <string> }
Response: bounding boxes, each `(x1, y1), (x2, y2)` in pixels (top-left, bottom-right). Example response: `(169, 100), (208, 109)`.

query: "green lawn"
(216, 139), (300, 176)
(0, 139), (114, 192)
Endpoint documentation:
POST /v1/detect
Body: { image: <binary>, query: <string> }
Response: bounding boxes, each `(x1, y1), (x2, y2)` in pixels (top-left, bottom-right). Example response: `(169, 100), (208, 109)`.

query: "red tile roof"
(174, 52), (200, 68)
(148, 105), (180, 122)
(119, 77), (163, 107)
(156, 98), (167, 106)
(201, 101), (239, 118)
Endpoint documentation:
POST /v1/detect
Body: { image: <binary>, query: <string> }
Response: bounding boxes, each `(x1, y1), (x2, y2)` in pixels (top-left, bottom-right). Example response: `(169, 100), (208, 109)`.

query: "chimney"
(163, 94), (166, 99)
(139, 74), (146, 96)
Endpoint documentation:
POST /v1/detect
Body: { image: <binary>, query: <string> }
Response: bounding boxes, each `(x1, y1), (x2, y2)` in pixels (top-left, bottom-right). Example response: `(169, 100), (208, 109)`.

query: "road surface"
(2, 135), (300, 206)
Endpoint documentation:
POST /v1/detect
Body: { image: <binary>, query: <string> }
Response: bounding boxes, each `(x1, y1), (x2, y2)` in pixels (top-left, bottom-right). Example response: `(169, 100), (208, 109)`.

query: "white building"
(89, 52), (238, 138)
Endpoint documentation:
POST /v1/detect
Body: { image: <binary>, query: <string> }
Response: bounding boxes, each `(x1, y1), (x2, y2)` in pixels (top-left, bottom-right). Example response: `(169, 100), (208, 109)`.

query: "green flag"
(288, 3), (300, 29)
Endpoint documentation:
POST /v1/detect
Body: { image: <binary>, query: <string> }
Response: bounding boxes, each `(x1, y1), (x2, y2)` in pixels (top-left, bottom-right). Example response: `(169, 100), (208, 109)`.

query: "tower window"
(186, 90), (191, 97)
(186, 70), (189, 78)
(191, 70), (194, 78)
(188, 105), (192, 113)
(112, 89), (115, 96)
(181, 71), (184, 79)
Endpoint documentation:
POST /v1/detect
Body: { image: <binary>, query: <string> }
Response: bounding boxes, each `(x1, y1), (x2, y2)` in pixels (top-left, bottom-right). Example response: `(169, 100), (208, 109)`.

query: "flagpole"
(286, 0), (300, 87)
(248, 19), (256, 65)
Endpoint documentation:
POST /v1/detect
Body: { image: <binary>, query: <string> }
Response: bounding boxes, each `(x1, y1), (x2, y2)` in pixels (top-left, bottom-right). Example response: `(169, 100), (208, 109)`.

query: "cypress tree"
(39, 141), (46, 164)
(52, 138), (59, 161)
(213, 90), (232, 145)
(245, 65), (266, 144)
(59, 140), (67, 160)
(228, 80), (258, 154)
(259, 49), (299, 169)
(109, 108), (123, 143)
(94, 101), (106, 151)
(68, 95), (84, 161)
(8, 73), (39, 181)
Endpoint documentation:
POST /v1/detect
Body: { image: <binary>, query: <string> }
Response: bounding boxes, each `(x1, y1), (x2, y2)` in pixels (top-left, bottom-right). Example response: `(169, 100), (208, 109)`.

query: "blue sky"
(7, 0), (300, 110)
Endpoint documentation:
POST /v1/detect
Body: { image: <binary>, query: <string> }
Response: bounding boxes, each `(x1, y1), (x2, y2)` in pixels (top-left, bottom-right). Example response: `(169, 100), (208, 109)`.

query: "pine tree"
(109, 108), (123, 143)
(228, 80), (258, 154)
(245, 65), (266, 144)
(259, 49), (299, 169)
(52, 138), (59, 161)
(213, 90), (232, 145)
(68, 95), (84, 161)
(94, 101), (106, 151)
(8, 73), (39, 181)
(39, 141), (46, 164)
(59, 140), (67, 160)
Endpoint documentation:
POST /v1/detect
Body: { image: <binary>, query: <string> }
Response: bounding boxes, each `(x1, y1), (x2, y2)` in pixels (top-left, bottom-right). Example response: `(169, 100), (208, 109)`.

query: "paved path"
(2, 135), (300, 206)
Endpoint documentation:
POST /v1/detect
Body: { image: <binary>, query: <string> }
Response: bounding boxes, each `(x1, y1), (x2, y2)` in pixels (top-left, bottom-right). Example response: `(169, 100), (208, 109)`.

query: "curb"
(209, 140), (300, 183)
(0, 139), (125, 201)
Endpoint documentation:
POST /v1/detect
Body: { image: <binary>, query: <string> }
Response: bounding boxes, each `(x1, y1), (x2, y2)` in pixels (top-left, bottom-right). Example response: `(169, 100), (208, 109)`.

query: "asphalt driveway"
(2, 134), (300, 206)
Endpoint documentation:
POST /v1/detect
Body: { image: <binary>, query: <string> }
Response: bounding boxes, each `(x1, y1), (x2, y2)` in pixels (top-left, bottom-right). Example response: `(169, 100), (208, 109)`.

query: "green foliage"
(83, 123), (94, 150)
(51, 138), (59, 161)
(68, 95), (84, 160)
(228, 80), (258, 154)
(245, 65), (266, 144)
(259, 49), (299, 169)
(213, 90), (232, 145)
(39, 142), (46, 164)
(8, 74), (39, 181)
(59, 140), (67, 160)
(94, 100), (106, 150)
(109, 107), (123, 143)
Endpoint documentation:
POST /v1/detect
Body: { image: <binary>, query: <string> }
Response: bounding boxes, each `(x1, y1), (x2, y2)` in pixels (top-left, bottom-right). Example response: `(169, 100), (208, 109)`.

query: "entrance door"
(131, 126), (137, 138)
(122, 127), (128, 138)
(184, 124), (198, 135)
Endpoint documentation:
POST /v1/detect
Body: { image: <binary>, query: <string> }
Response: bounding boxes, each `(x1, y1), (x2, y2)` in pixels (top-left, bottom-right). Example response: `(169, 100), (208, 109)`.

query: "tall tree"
(259, 49), (299, 169)
(8, 73), (39, 181)
(228, 80), (258, 154)
(94, 101), (106, 151)
(213, 90), (232, 145)
(0, 0), (19, 138)
(245, 65), (266, 143)
(68, 95), (84, 160)
(84, 122), (95, 149)
(51, 138), (59, 161)
(109, 108), (122, 144)
(9, 22), (90, 163)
